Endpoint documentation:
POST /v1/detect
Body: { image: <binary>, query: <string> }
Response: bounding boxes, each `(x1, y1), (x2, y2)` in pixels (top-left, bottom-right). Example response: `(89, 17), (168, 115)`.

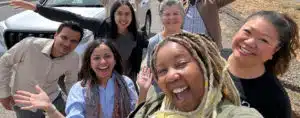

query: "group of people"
(0, 0), (299, 118)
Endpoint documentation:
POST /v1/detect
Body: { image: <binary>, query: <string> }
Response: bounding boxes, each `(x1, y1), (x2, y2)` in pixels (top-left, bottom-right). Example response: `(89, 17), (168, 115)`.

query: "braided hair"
(150, 32), (240, 105)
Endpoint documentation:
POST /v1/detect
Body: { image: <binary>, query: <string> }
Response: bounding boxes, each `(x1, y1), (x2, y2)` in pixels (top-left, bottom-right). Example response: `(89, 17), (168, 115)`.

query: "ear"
(54, 32), (58, 38)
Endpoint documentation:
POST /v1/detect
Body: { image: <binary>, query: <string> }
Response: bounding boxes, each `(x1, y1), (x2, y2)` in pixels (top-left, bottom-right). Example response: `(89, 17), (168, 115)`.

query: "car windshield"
(44, 0), (103, 7)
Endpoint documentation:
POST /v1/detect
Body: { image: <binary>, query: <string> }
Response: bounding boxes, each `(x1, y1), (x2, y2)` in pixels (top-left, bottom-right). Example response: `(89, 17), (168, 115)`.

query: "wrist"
(44, 104), (56, 114)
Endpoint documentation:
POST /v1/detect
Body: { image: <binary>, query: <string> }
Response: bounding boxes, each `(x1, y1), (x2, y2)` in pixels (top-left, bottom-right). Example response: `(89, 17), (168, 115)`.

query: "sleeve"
(64, 54), (81, 94)
(0, 38), (32, 98)
(145, 36), (157, 67)
(215, 0), (235, 8)
(65, 82), (85, 118)
(123, 76), (138, 111)
(35, 4), (103, 32)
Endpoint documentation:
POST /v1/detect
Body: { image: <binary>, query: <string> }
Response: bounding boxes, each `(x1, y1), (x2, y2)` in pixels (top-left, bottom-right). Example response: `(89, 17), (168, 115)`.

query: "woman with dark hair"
(14, 39), (138, 118)
(10, 0), (148, 82)
(228, 11), (300, 118)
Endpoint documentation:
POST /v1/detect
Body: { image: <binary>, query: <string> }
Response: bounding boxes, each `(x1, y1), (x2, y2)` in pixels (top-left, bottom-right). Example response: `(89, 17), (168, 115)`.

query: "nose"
(244, 37), (257, 48)
(100, 58), (107, 64)
(165, 68), (180, 83)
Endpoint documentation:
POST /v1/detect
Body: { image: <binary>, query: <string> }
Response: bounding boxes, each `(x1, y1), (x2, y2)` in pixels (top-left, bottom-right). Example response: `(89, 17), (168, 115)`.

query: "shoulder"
(148, 33), (162, 46)
(129, 93), (164, 117)
(122, 75), (135, 86)
(70, 81), (84, 91)
(217, 99), (263, 118)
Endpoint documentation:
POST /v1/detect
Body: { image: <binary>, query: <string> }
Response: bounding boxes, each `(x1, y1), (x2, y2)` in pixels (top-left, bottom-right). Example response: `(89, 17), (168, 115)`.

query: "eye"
(93, 56), (101, 60)
(175, 61), (188, 69)
(61, 36), (67, 40)
(71, 39), (79, 44)
(258, 38), (269, 44)
(104, 54), (112, 59)
(243, 29), (251, 35)
(157, 68), (168, 77)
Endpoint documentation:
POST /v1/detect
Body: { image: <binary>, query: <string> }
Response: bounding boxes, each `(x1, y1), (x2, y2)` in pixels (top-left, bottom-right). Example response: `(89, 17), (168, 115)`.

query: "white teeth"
(240, 46), (251, 54)
(172, 86), (187, 94)
(99, 66), (108, 70)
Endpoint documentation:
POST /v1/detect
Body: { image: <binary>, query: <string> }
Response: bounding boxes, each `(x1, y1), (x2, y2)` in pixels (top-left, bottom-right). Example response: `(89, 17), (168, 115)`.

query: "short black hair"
(56, 21), (84, 42)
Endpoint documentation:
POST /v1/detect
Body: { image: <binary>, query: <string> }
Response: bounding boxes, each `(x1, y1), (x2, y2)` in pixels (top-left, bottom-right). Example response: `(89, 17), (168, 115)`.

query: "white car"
(0, 0), (151, 56)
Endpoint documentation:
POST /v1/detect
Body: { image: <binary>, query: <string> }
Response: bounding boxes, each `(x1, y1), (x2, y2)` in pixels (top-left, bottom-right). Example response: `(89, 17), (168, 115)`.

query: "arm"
(65, 82), (85, 118)
(64, 54), (80, 94)
(10, 0), (103, 32)
(215, 0), (235, 8)
(136, 67), (152, 105)
(14, 85), (65, 118)
(0, 38), (32, 110)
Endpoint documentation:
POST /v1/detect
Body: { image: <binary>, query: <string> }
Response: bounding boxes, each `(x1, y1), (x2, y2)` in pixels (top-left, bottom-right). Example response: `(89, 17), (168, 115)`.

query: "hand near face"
(0, 96), (15, 110)
(14, 85), (51, 111)
(137, 67), (153, 94)
(10, 0), (37, 10)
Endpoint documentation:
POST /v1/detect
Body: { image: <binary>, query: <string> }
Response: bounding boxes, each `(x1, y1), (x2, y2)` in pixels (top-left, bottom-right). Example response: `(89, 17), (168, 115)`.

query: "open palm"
(14, 85), (51, 111)
(137, 67), (153, 93)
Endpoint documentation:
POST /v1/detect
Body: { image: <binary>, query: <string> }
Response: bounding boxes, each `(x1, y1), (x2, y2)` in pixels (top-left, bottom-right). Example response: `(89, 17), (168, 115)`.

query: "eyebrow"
(248, 26), (273, 39)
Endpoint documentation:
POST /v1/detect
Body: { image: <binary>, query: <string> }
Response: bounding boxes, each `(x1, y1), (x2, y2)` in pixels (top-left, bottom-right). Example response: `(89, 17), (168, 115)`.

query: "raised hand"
(10, 0), (37, 10)
(13, 85), (51, 111)
(137, 67), (153, 94)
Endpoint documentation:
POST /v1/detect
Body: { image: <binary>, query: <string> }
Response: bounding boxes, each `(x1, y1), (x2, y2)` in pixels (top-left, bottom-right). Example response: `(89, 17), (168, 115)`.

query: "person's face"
(90, 43), (116, 80)
(53, 27), (81, 57)
(155, 41), (205, 112)
(161, 5), (183, 31)
(114, 5), (132, 32)
(232, 17), (280, 64)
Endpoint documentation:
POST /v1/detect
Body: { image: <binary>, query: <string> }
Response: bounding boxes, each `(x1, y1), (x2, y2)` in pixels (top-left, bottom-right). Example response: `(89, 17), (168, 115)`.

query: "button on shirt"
(0, 37), (80, 102)
(183, 3), (207, 34)
(65, 74), (138, 118)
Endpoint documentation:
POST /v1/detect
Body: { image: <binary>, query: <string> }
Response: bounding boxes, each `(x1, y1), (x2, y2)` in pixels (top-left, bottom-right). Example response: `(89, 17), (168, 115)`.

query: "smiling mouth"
(239, 45), (256, 56)
(172, 86), (189, 100)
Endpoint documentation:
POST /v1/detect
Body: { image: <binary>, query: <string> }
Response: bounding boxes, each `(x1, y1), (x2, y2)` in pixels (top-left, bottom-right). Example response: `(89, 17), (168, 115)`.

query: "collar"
(41, 40), (54, 57)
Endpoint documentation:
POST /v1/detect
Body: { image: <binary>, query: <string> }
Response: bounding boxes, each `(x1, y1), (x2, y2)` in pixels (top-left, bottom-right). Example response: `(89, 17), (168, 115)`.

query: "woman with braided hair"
(228, 11), (299, 118)
(130, 32), (262, 117)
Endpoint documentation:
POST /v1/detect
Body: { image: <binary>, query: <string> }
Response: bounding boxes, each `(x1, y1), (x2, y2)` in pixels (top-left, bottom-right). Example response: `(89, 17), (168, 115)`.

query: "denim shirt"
(65, 74), (138, 118)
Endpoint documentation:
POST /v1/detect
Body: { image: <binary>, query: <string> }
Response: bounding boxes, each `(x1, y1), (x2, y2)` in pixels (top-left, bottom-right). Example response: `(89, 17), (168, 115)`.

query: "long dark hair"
(109, 0), (138, 40)
(245, 11), (300, 76)
(79, 38), (123, 86)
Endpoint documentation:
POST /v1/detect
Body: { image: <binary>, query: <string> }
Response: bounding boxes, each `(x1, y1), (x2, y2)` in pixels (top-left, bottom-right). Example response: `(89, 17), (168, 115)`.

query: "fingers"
(14, 99), (32, 106)
(13, 94), (30, 101)
(20, 105), (34, 110)
(35, 85), (42, 93)
(15, 90), (32, 98)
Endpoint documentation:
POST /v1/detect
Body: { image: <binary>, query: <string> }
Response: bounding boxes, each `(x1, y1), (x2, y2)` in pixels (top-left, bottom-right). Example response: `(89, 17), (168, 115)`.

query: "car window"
(44, 0), (102, 7)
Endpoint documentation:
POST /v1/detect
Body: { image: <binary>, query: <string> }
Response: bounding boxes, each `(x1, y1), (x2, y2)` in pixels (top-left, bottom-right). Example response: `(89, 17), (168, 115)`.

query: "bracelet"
(44, 104), (57, 115)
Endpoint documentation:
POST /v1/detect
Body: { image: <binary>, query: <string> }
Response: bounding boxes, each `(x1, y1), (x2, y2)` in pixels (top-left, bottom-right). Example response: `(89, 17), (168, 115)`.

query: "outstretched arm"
(14, 85), (65, 118)
(10, 0), (103, 32)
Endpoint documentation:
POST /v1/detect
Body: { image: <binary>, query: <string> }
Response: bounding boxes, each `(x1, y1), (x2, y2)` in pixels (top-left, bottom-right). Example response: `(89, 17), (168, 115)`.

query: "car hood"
(4, 7), (104, 31)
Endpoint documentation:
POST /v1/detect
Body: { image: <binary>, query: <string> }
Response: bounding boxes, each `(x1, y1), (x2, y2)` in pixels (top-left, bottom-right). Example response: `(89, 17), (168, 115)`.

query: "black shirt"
(230, 71), (292, 118)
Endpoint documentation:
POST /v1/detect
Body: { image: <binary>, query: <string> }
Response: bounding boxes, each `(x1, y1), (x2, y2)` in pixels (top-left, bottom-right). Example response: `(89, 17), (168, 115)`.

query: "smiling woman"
(129, 32), (263, 118)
